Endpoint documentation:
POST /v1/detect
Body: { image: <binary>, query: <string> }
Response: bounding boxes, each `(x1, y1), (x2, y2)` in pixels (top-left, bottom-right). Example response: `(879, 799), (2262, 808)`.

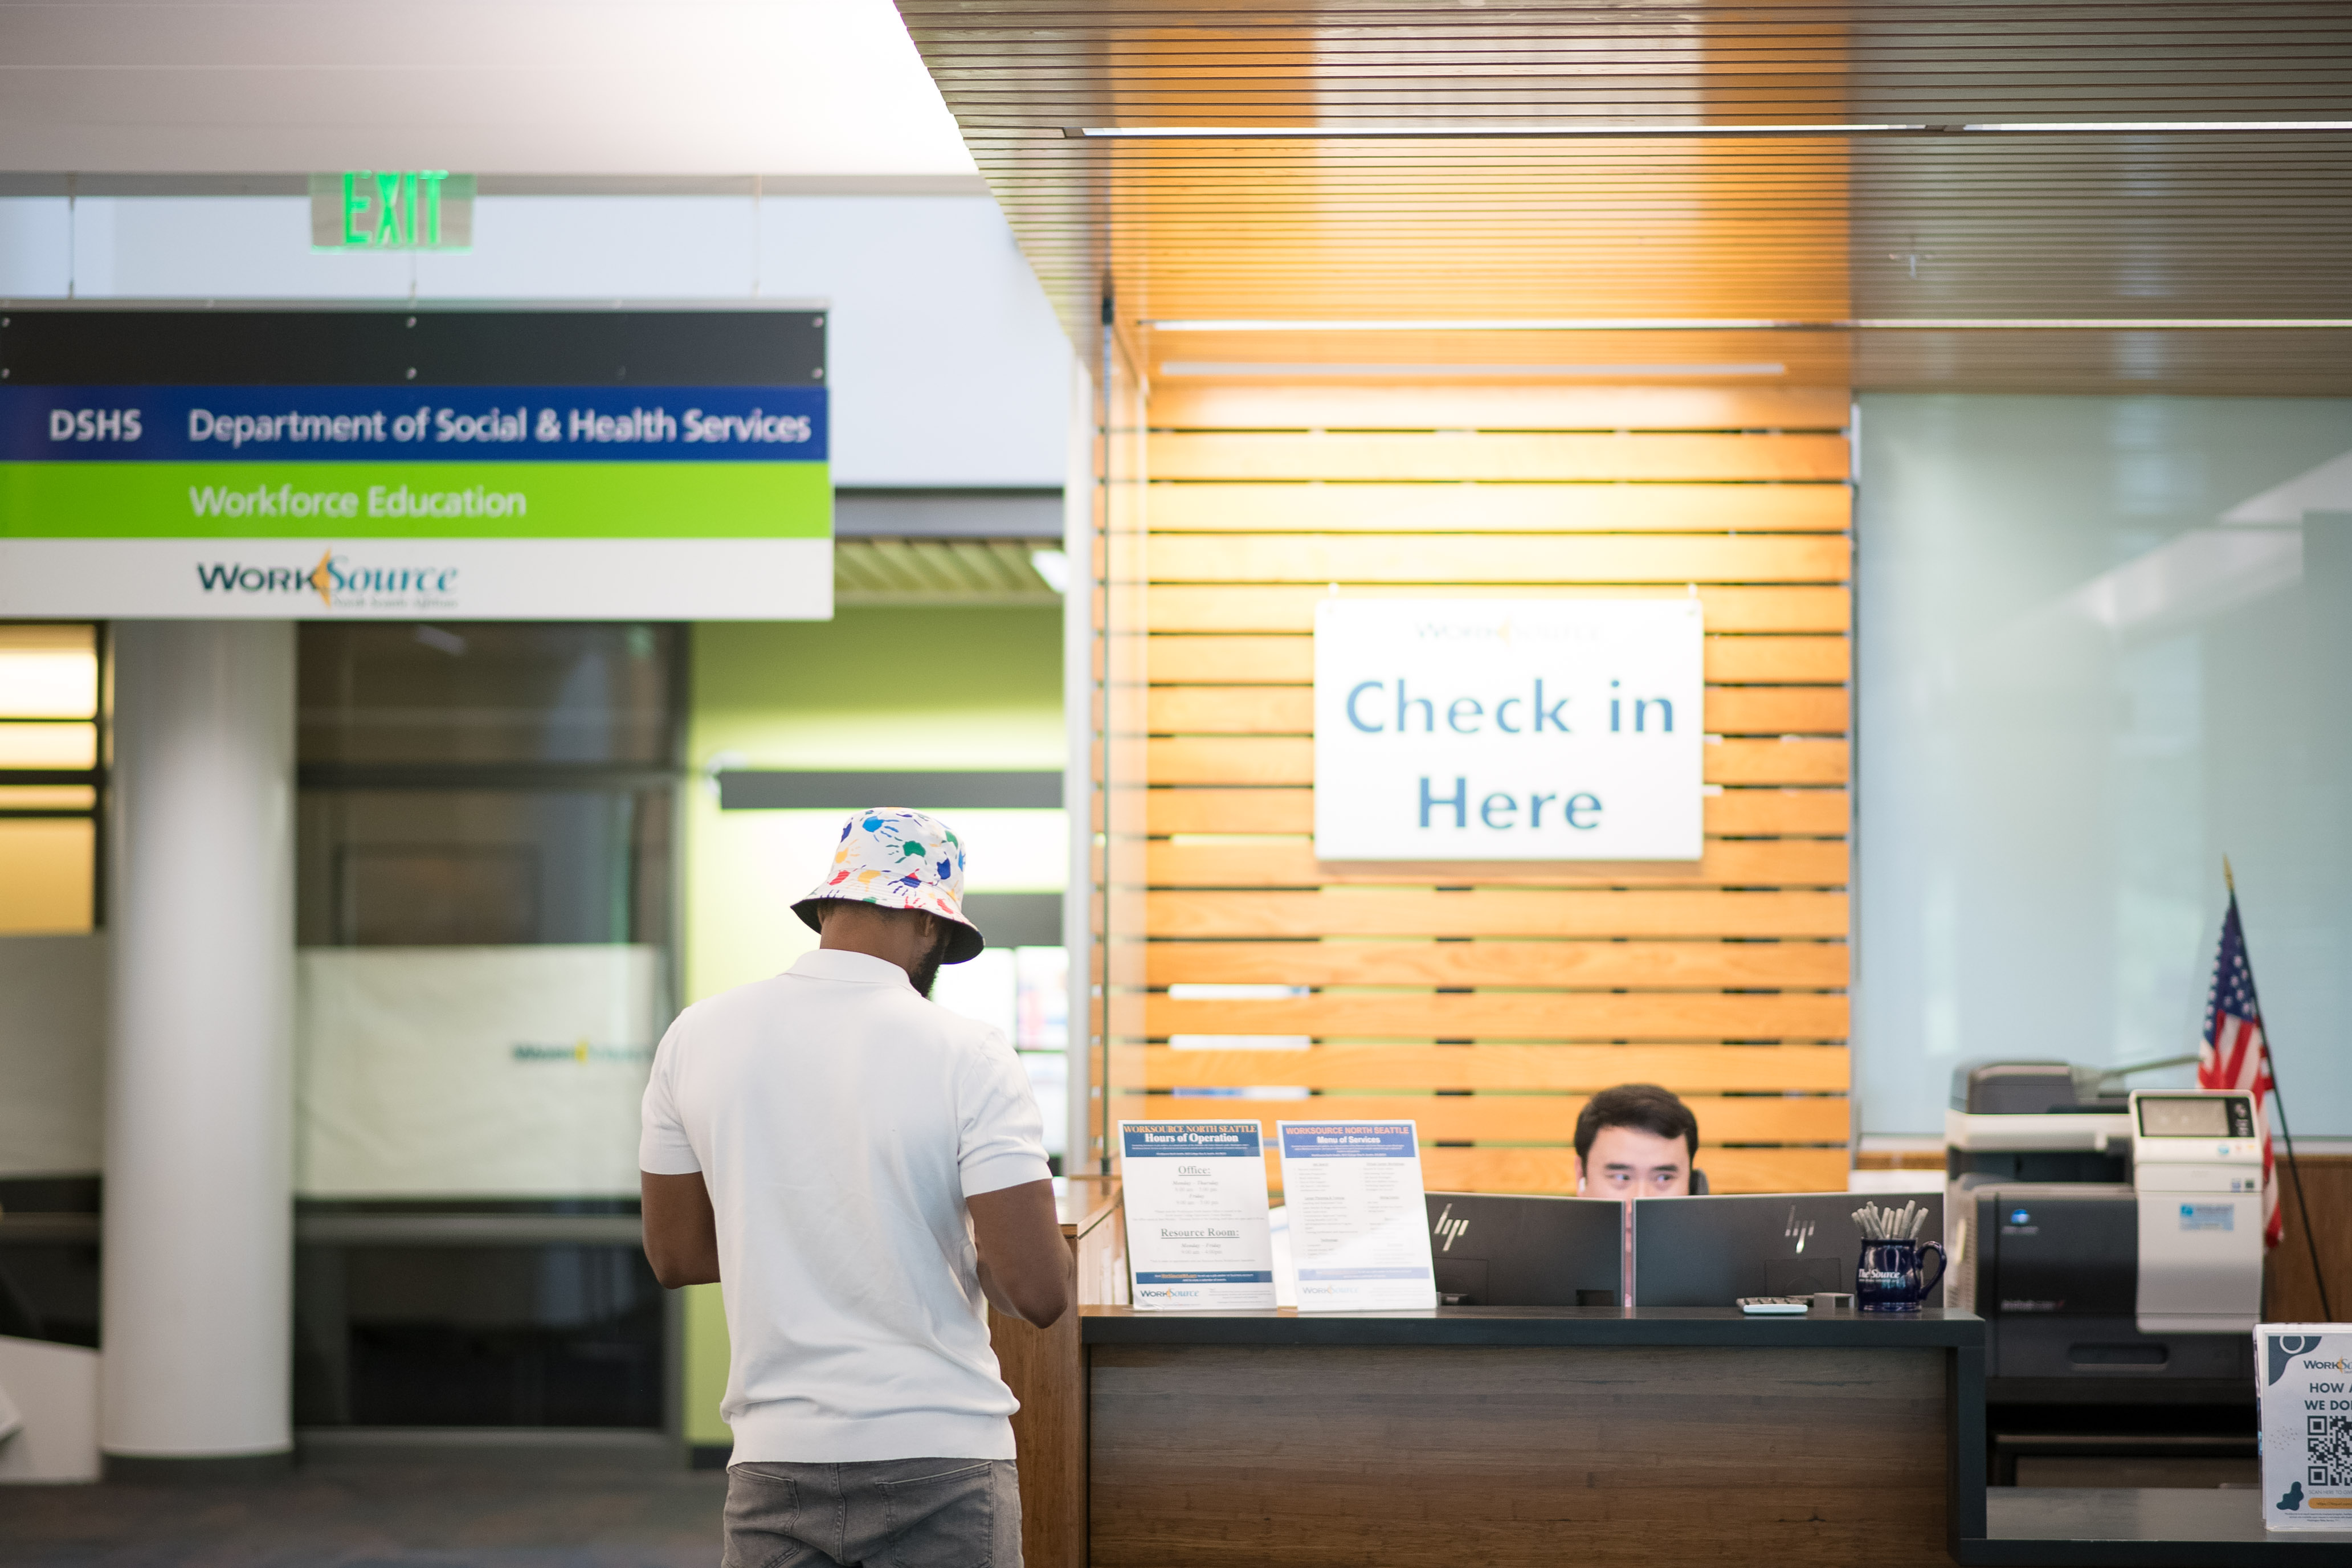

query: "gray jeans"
(722, 1457), (1022, 1568)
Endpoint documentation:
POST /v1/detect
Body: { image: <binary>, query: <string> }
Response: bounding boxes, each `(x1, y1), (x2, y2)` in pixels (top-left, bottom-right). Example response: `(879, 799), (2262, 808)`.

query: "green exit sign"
(308, 172), (475, 251)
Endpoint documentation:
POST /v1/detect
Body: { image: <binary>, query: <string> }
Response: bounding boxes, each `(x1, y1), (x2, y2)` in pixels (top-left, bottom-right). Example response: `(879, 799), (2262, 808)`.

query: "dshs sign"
(0, 308), (830, 620)
(1313, 598), (1703, 860)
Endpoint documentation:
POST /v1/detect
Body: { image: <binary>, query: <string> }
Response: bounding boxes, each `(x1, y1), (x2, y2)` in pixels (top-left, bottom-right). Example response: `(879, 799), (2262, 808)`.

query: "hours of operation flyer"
(1118, 1121), (1277, 1310)
(1277, 1120), (1439, 1311)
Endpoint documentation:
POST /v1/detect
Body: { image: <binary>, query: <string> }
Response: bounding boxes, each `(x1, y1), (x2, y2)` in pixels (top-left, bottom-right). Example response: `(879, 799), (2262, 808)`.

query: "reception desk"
(996, 1265), (1987, 1567)
(989, 1190), (2328, 1566)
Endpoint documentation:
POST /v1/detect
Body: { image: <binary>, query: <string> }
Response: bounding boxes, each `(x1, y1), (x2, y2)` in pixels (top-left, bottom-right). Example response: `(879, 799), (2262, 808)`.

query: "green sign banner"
(0, 462), (831, 539)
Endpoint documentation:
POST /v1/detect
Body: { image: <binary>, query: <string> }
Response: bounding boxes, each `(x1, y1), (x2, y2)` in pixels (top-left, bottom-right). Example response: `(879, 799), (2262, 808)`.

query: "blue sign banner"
(1278, 1122), (1420, 1159)
(1, 385), (827, 463)
(1121, 1122), (1264, 1158)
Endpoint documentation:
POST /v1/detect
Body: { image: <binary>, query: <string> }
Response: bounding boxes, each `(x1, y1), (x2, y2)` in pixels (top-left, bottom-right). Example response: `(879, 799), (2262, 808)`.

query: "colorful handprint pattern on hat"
(797, 807), (983, 958)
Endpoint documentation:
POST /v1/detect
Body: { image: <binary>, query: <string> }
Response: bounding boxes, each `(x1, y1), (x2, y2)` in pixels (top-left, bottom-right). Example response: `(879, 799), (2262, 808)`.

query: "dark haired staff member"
(639, 808), (1071, 1568)
(1574, 1083), (1702, 1197)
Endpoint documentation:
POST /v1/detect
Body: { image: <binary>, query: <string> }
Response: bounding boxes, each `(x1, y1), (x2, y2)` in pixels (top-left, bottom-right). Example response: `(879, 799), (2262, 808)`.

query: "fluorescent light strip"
(1073, 122), (1921, 138)
(1154, 318), (1796, 332)
(1073, 119), (2352, 140)
(1157, 361), (1787, 377)
(1147, 318), (2352, 332)
(1972, 120), (2352, 133)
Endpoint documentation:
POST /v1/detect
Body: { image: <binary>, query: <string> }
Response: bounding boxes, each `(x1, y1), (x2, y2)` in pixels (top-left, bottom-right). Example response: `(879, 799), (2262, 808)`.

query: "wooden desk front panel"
(1091, 1343), (1949, 1568)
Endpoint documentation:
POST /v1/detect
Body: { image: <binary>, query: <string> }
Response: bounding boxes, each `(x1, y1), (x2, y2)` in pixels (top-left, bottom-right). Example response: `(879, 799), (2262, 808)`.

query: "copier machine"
(1946, 1060), (2265, 1390)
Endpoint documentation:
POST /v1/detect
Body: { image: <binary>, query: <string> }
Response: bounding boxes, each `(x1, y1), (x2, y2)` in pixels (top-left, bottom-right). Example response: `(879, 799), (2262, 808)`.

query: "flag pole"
(2226, 860), (2333, 1321)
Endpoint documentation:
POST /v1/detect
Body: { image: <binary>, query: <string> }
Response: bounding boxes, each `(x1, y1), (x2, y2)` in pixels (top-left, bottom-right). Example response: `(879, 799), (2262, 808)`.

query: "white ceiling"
(0, 0), (976, 177)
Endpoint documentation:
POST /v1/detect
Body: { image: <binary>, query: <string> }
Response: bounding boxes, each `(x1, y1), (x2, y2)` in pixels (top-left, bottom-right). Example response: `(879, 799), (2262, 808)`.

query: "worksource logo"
(511, 1039), (655, 1066)
(194, 549), (460, 610)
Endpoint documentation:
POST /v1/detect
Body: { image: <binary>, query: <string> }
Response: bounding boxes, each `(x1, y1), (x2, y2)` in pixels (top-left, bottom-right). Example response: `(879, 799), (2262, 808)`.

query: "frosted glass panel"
(297, 945), (660, 1197)
(1856, 395), (2352, 1136)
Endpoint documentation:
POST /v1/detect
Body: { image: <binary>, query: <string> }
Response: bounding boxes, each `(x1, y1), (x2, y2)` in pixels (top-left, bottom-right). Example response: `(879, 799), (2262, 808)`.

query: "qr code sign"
(2306, 1414), (2352, 1488)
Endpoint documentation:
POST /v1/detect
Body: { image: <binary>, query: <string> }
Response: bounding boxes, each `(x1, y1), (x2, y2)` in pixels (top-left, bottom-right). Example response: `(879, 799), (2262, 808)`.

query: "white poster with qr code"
(2260, 1324), (2352, 1530)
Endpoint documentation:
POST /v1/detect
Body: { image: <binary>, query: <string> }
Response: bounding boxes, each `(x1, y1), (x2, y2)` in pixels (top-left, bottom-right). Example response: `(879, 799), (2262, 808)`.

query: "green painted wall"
(677, 605), (1065, 1448)
(686, 607), (1067, 1004)
(682, 1281), (733, 1447)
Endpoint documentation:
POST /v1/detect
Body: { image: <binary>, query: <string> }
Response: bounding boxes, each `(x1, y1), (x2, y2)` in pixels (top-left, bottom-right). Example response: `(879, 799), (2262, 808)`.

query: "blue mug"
(1856, 1239), (1946, 1313)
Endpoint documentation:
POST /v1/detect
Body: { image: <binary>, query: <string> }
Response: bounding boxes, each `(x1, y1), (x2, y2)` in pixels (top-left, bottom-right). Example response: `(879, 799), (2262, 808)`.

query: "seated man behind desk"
(1574, 1083), (1701, 1197)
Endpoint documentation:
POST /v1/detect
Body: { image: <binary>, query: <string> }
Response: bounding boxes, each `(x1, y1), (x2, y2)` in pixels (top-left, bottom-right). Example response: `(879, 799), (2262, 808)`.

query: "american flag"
(2199, 889), (2281, 1248)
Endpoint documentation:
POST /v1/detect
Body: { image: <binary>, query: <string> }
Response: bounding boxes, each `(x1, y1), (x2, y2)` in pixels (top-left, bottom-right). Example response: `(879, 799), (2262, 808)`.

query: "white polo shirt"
(638, 947), (1052, 1463)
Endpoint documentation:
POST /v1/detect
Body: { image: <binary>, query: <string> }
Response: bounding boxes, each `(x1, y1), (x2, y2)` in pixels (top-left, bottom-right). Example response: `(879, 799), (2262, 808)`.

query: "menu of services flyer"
(1277, 1120), (1439, 1311)
(1118, 1121), (1279, 1310)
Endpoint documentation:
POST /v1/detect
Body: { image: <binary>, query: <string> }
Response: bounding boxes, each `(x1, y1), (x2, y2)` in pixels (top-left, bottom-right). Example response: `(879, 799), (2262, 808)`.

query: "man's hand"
(966, 1179), (1072, 1328)
(641, 1170), (721, 1289)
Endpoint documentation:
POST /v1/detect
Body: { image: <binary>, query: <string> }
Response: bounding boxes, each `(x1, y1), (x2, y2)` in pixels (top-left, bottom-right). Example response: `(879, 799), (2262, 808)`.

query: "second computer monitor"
(1424, 1192), (1624, 1306)
(1632, 1191), (1943, 1307)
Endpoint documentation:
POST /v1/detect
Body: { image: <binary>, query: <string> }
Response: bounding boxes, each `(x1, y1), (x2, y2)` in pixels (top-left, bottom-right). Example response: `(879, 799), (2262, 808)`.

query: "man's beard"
(910, 936), (949, 999)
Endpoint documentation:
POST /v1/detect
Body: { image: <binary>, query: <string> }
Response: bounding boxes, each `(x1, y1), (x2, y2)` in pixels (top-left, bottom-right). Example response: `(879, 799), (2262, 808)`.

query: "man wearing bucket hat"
(639, 808), (1068, 1567)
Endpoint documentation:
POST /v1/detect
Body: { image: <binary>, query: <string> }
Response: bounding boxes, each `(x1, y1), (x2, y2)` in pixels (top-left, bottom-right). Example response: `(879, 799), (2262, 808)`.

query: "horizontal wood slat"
(1419, 1145), (1851, 1195)
(1147, 684), (1849, 736)
(1117, 1139), (1849, 1195)
(1148, 431), (1851, 483)
(1710, 738), (1849, 786)
(1145, 481), (1852, 534)
(1132, 1042), (1849, 1092)
(1146, 889), (1849, 939)
(1144, 735), (1849, 787)
(1145, 940), (1849, 990)
(1142, 1094), (1851, 1147)
(1146, 533), (1849, 585)
(1148, 839), (1848, 890)
(1144, 837), (1847, 889)
(1150, 991), (1849, 1040)
(1146, 385), (1853, 434)
(1147, 584), (1850, 633)
(1141, 786), (1848, 838)
(1089, 1142), (1848, 1197)
(1142, 633), (1851, 685)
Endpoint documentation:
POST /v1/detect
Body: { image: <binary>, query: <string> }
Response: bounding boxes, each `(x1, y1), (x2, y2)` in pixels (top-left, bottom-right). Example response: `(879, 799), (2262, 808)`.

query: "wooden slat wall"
(1112, 382), (1852, 1195)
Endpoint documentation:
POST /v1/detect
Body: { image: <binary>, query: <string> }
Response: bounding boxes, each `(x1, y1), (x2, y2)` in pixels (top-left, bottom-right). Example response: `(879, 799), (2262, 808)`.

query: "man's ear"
(1573, 1155), (1587, 1195)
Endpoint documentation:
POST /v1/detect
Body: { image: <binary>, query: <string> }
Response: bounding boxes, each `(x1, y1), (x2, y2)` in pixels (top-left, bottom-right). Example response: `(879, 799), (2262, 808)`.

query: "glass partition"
(1855, 395), (2352, 1136)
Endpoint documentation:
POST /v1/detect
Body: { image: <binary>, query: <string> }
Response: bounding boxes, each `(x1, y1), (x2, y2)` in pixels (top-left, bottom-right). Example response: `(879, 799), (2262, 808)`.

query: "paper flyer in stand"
(1118, 1121), (1277, 1310)
(2259, 1323), (2352, 1530)
(1276, 1120), (1438, 1311)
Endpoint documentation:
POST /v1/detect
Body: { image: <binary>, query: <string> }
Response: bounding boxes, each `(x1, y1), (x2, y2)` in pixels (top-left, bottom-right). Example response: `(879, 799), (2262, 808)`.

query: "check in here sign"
(1313, 597), (1704, 860)
(0, 383), (830, 619)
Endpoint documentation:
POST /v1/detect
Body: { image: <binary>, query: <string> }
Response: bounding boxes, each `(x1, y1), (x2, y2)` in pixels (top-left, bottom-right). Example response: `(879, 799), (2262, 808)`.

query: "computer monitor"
(1632, 1191), (1943, 1307)
(1423, 1192), (1624, 1306)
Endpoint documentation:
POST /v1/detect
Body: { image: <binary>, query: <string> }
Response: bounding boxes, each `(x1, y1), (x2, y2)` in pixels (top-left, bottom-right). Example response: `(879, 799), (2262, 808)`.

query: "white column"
(102, 621), (295, 1463)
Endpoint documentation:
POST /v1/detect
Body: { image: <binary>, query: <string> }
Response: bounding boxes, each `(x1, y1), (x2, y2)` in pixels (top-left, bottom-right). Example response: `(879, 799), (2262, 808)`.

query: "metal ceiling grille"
(898, 2), (2352, 392)
(834, 537), (1062, 604)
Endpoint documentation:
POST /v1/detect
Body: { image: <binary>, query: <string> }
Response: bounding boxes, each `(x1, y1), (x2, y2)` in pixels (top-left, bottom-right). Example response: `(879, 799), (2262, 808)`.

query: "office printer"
(1946, 1060), (2263, 1391)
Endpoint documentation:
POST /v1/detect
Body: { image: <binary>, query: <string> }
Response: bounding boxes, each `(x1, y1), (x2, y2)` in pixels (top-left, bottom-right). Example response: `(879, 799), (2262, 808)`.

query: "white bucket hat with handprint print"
(791, 807), (986, 964)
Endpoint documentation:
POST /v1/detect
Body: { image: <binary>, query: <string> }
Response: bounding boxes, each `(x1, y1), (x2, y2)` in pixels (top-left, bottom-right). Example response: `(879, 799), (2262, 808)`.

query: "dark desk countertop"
(1081, 1304), (1986, 1349)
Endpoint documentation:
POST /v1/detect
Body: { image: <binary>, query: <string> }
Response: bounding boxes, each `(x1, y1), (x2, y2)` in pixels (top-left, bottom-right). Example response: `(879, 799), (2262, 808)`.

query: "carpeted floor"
(0, 1448), (726, 1568)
